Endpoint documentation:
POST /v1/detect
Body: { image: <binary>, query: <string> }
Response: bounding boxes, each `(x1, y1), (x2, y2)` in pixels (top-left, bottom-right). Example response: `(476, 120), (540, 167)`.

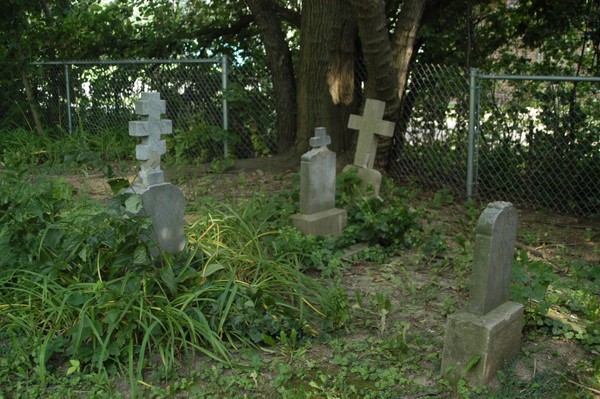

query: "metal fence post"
(221, 55), (229, 158)
(466, 68), (478, 199)
(65, 63), (72, 134)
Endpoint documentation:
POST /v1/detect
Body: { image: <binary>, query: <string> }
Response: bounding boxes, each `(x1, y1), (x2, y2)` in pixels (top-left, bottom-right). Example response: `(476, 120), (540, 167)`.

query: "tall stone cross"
(129, 92), (173, 187)
(348, 99), (395, 169)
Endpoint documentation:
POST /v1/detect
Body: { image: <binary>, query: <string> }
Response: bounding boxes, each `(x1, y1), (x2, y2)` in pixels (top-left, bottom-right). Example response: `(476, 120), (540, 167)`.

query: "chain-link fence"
(390, 65), (600, 215)
(474, 72), (600, 215)
(389, 64), (470, 198)
(3, 58), (598, 215)
(3, 58), (276, 162)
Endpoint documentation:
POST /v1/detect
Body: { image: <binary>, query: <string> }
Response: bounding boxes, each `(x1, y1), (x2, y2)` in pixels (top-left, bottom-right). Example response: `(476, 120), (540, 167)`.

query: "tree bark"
(17, 46), (44, 135)
(296, 0), (357, 156)
(392, 0), (427, 101)
(350, 0), (400, 168)
(244, 0), (297, 153)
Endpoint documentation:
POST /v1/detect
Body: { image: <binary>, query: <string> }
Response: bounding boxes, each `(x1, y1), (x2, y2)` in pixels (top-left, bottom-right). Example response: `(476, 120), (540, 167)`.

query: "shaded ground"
(60, 158), (599, 398)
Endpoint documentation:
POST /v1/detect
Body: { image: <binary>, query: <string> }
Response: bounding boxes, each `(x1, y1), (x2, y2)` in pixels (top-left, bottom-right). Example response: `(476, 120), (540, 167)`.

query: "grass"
(0, 131), (598, 398)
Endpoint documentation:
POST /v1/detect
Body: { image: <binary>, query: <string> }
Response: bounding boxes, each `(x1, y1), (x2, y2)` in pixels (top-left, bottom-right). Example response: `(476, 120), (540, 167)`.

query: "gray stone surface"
(341, 165), (383, 197)
(139, 183), (186, 254)
(129, 92), (172, 187)
(292, 127), (346, 237)
(348, 99), (395, 169)
(441, 301), (524, 387)
(441, 201), (523, 386)
(467, 202), (518, 316)
(291, 208), (348, 238)
(299, 127), (336, 214)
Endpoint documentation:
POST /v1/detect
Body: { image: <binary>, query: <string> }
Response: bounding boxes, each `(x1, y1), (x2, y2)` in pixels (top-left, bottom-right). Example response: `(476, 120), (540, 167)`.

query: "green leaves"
(124, 194), (142, 214)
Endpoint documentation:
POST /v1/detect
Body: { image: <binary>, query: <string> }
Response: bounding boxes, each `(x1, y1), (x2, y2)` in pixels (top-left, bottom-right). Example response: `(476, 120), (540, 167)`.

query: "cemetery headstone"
(126, 92), (186, 254)
(291, 127), (347, 237)
(342, 99), (395, 197)
(441, 202), (523, 386)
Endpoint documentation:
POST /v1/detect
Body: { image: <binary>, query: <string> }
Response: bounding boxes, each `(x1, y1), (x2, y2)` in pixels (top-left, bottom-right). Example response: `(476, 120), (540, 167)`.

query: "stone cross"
(309, 126), (332, 148)
(467, 201), (518, 316)
(348, 99), (395, 169)
(129, 92), (173, 187)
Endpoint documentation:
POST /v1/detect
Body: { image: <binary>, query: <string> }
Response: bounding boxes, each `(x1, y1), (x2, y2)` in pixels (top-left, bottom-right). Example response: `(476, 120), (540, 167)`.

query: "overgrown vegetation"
(0, 134), (598, 398)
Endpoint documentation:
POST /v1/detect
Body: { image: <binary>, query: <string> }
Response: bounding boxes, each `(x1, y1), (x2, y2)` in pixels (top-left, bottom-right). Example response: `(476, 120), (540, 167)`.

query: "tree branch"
(190, 14), (255, 42)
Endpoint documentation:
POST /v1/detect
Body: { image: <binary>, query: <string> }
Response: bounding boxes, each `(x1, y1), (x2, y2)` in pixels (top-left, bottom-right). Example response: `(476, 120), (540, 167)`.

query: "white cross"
(348, 99), (395, 169)
(129, 92), (172, 186)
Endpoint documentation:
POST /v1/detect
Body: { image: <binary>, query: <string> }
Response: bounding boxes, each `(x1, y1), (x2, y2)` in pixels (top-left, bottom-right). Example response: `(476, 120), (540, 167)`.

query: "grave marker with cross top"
(129, 92), (173, 187)
(348, 99), (395, 169)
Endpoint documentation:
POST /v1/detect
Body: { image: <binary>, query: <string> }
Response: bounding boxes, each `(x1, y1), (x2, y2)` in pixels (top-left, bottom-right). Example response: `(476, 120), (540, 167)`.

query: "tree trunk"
(350, 0), (400, 169)
(296, 0), (357, 156)
(392, 0), (427, 101)
(17, 46), (44, 135)
(244, 0), (297, 154)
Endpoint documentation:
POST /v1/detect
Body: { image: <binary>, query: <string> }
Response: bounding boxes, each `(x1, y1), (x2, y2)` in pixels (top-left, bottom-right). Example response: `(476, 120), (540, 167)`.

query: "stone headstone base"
(291, 208), (347, 237)
(441, 301), (524, 387)
(127, 183), (186, 254)
(342, 165), (382, 197)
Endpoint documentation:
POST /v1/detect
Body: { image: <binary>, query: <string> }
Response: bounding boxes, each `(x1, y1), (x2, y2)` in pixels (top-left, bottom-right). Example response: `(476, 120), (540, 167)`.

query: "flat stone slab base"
(342, 165), (382, 197)
(441, 301), (524, 387)
(291, 208), (347, 237)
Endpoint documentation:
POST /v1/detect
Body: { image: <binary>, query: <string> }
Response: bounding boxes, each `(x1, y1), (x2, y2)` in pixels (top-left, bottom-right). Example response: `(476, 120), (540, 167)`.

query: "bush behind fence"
(2, 59), (598, 215)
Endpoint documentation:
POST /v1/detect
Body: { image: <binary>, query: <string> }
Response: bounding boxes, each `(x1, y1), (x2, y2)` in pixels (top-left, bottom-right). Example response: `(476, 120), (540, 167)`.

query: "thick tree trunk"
(244, 0), (297, 153)
(392, 0), (427, 101)
(296, 0), (357, 156)
(350, 0), (400, 169)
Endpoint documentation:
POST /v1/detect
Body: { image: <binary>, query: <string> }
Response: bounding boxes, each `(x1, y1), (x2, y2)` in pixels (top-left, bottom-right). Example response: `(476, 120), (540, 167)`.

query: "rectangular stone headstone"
(299, 127), (336, 214)
(441, 201), (523, 387)
(467, 201), (518, 316)
(292, 127), (346, 237)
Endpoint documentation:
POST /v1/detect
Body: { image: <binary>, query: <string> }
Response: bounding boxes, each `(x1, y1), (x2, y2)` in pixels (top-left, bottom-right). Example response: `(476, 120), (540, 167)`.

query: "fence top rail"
(477, 72), (600, 83)
(33, 58), (223, 66)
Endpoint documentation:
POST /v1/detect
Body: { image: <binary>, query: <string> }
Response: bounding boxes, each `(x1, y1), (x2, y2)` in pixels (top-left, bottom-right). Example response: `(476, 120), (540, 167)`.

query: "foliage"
(477, 78), (600, 214)
(0, 128), (133, 172)
(338, 194), (420, 256)
(0, 164), (340, 397)
(511, 251), (600, 352)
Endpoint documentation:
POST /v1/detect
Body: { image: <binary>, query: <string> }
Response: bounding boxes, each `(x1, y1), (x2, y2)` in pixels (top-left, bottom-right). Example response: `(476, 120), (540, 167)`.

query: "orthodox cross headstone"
(441, 202), (524, 387)
(126, 92), (185, 254)
(348, 99), (395, 169)
(342, 99), (395, 197)
(129, 92), (173, 187)
(291, 127), (347, 237)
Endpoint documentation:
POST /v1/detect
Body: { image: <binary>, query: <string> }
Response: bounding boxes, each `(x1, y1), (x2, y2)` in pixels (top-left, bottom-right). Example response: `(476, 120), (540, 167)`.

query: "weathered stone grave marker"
(126, 92), (186, 254)
(441, 201), (523, 386)
(342, 99), (395, 196)
(291, 127), (347, 237)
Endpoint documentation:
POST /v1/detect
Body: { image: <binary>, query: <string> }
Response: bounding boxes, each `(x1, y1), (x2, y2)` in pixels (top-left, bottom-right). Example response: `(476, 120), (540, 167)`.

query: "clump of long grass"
(0, 171), (339, 397)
